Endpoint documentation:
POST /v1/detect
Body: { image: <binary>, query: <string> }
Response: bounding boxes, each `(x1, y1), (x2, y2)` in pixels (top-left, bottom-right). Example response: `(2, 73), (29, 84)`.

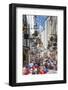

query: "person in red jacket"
(39, 66), (46, 74)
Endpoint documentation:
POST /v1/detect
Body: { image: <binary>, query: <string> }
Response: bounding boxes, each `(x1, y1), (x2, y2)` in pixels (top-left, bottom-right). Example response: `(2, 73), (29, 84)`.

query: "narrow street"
(23, 15), (57, 75)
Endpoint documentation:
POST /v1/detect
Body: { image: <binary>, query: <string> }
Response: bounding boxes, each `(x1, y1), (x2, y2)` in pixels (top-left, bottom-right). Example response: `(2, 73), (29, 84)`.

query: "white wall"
(0, 0), (68, 89)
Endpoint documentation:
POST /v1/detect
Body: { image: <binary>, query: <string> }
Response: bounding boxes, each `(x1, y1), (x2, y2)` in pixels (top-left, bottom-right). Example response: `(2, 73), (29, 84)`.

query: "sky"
(35, 15), (48, 32)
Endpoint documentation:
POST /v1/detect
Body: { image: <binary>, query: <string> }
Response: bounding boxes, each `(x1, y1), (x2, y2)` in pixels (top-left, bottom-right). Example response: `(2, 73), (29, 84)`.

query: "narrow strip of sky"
(35, 16), (48, 32)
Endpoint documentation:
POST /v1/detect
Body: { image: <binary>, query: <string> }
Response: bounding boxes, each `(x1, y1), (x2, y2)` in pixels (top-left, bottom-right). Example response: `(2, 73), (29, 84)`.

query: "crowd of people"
(22, 50), (57, 75)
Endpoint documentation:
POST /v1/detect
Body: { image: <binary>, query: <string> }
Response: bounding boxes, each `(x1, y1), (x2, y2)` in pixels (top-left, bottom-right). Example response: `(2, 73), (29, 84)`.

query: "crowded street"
(22, 15), (57, 75)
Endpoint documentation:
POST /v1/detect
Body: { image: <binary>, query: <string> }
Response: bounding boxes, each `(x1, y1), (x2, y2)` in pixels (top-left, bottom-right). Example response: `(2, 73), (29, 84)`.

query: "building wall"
(39, 16), (57, 51)
(27, 15), (35, 35)
(47, 16), (57, 41)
